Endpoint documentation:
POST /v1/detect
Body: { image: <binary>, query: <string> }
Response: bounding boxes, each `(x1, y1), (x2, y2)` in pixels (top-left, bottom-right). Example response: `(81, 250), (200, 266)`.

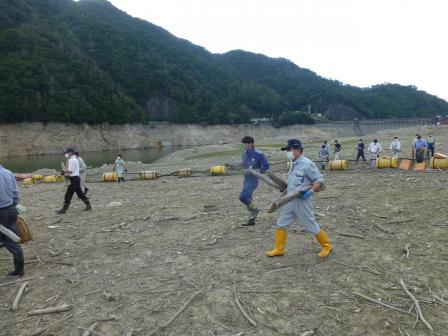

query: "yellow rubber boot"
(315, 229), (333, 257)
(266, 228), (287, 257)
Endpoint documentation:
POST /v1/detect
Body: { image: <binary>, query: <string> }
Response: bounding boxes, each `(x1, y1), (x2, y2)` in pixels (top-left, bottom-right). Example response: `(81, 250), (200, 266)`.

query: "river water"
(0, 147), (179, 173)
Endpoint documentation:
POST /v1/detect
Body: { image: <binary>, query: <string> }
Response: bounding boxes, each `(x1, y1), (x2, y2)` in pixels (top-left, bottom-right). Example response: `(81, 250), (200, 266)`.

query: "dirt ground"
(1, 125), (448, 336)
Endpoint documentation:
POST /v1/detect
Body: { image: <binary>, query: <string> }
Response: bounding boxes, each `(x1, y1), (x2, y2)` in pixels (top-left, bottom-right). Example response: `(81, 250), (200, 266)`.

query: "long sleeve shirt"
(390, 140), (401, 151)
(415, 139), (428, 150)
(368, 143), (382, 154)
(287, 155), (323, 195)
(67, 156), (80, 176)
(0, 165), (19, 208)
(242, 148), (269, 172)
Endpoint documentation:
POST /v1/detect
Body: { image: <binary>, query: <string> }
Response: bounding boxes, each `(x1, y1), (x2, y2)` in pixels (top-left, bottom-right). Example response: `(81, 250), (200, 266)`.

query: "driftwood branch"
(233, 282), (257, 327)
(399, 279), (433, 333)
(82, 322), (98, 336)
(403, 243), (412, 259)
(266, 172), (288, 191)
(0, 276), (39, 288)
(28, 304), (72, 316)
(244, 169), (283, 191)
(30, 314), (73, 336)
(333, 231), (366, 239)
(122, 328), (134, 336)
(147, 291), (202, 336)
(267, 190), (301, 213)
(12, 281), (28, 311)
(353, 292), (413, 315)
(0, 224), (21, 243)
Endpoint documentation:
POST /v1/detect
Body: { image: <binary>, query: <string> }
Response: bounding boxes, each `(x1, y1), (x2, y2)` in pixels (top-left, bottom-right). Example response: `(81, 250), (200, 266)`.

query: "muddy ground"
(1, 126), (448, 336)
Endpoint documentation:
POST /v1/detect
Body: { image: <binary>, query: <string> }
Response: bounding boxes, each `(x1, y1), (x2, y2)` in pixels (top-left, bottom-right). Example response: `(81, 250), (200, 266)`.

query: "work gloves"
(299, 189), (314, 200)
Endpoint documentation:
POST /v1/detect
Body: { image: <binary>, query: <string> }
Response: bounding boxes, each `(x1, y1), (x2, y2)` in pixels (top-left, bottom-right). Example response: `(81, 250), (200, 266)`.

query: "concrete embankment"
(0, 119), (431, 157)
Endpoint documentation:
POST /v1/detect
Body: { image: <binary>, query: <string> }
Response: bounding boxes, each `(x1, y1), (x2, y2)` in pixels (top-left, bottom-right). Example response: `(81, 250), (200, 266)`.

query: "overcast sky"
(108, 0), (448, 101)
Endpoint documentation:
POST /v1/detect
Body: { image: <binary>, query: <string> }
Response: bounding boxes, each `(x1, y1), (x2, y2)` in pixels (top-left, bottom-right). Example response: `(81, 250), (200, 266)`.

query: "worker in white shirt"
(368, 139), (382, 167)
(389, 137), (401, 158)
(57, 148), (92, 214)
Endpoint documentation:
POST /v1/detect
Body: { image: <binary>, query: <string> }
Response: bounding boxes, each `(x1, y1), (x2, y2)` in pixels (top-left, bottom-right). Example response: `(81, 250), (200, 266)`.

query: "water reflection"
(0, 147), (180, 173)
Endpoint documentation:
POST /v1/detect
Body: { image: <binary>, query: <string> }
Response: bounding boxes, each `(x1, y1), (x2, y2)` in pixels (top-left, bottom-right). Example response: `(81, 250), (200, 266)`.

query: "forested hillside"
(1, 0), (447, 124)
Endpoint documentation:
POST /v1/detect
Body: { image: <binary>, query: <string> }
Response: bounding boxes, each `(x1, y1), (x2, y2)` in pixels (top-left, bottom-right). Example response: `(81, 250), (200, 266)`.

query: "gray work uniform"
(277, 155), (323, 234)
(77, 157), (87, 193)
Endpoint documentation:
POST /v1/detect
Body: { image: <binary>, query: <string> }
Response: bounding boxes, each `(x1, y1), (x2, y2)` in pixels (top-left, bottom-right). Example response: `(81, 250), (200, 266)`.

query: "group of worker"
(239, 136), (332, 259)
(316, 132), (437, 169)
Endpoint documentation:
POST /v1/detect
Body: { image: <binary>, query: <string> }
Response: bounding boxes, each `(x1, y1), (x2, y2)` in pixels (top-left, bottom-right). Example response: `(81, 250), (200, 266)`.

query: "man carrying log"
(0, 164), (25, 276)
(239, 136), (270, 226)
(266, 139), (332, 258)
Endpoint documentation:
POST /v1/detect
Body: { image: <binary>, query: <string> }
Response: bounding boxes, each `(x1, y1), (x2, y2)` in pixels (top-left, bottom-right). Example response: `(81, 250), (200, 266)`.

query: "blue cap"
(65, 147), (75, 154)
(281, 139), (302, 151)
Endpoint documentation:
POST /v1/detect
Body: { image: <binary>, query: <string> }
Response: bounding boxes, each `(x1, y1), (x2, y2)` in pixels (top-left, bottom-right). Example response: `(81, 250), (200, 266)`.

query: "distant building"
(250, 118), (273, 125)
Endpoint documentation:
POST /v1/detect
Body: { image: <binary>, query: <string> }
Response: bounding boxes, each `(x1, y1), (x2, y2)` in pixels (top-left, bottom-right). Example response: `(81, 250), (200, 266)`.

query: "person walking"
(333, 140), (342, 160)
(57, 148), (92, 214)
(75, 152), (88, 195)
(0, 164), (25, 277)
(414, 135), (427, 163)
(368, 139), (382, 167)
(426, 133), (436, 158)
(390, 137), (401, 158)
(355, 139), (366, 163)
(318, 145), (329, 170)
(239, 136), (270, 226)
(411, 134), (419, 161)
(266, 139), (332, 258)
(113, 154), (128, 185)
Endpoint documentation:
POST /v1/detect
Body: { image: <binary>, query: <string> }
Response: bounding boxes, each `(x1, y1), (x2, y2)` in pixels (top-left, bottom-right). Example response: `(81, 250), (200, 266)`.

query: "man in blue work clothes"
(239, 136), (270, 226)
(414, 135), (427, 163)
(266, 139), (332, 258)
(0, 164), (25, 277)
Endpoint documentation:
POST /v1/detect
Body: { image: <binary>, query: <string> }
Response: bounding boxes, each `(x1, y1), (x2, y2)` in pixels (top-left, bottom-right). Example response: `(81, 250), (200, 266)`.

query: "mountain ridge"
(1, 0), (446, 124)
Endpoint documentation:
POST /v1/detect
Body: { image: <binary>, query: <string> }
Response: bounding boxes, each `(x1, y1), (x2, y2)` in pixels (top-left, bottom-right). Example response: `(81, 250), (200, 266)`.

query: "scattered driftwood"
(30, 314), (73, 336)
(233, 282), (257, 327)
(399, 279), (433, 333)
(403, 243), (412, 259)
(28, 304), (72, 316)
(82, 322), (98, 336)
(433, 294), (448, 307)
(300, 331), (315, 336)
(77, 328), (108, 336)
(12, 281), (28, 311)
(373, 223), (392, 234)
(147, 291), (202, 336)
(122, 328), (134, 336)
(333, 231), (366, 239)
(0, 276), (39, 288)
(353, 292), (413, 315)
(339, 263), (381, 276)
(389, 217), (415, 224)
